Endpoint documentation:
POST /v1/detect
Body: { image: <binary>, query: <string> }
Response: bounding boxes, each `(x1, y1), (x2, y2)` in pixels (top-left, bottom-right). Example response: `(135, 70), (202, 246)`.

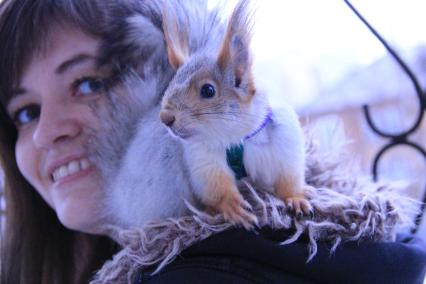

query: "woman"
(1, 0), (425, 283)
(0, 0), (175, 282)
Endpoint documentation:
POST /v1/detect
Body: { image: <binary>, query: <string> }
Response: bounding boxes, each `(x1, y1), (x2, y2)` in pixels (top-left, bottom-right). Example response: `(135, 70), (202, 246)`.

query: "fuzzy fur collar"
(90, 141), (420, 283)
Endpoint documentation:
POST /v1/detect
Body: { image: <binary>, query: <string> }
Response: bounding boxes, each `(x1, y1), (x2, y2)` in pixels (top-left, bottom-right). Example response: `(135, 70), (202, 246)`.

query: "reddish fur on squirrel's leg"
(275, 174), (312, 216)
(204, 170), (258, 229)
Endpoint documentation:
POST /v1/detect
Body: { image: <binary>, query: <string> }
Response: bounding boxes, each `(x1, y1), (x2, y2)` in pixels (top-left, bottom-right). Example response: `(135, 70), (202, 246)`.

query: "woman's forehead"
(1, 26), (101, 110)
(31, 25), (100, 65)
(1, 24), (97, 105)
(21, 27), (100, 81)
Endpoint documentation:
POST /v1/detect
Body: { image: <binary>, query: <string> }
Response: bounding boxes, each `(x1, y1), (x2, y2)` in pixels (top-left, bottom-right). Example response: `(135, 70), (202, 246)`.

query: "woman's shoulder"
(135, 228), (426, 284)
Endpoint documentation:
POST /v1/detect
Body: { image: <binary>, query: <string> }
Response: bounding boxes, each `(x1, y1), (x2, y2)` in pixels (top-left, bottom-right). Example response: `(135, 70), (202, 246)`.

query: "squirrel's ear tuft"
(217, 0), (253, 86)
(162, 3), (189, 70)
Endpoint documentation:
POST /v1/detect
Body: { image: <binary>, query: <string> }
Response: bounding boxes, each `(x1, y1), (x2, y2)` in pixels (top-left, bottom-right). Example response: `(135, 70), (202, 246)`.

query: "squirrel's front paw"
(216, 190), (258, 230)
(285, 196), (313, 218)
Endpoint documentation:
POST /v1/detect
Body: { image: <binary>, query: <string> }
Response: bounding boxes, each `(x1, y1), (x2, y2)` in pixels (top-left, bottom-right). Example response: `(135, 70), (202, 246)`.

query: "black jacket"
(134, 227), (426, 284)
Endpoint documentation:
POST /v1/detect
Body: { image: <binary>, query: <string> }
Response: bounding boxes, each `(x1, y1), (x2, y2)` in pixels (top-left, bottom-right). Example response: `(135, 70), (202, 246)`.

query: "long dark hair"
(0, 0), (132, 282)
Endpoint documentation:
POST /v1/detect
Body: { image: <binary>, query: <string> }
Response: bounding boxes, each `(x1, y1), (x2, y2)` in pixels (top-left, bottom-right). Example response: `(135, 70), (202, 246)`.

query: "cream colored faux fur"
(90, 140), (420, 284)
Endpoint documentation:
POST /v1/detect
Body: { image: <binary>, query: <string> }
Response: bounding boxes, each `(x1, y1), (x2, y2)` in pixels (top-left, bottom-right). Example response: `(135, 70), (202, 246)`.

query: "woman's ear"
(162, 3), (189, 70)
(217, 0), (253, 88)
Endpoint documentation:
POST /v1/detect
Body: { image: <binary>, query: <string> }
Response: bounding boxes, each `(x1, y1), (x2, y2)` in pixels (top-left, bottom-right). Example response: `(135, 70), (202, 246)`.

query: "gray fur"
(88, 66), (197, 230)
(89, 0), (224, 233)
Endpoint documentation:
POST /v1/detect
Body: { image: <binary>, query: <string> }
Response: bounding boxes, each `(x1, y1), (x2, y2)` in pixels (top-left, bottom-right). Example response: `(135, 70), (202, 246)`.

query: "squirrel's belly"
(243, 142), (283, 191)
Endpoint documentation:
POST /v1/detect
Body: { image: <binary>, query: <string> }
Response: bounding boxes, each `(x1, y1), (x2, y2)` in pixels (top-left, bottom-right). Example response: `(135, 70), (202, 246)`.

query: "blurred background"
(233, 0), (426, 236)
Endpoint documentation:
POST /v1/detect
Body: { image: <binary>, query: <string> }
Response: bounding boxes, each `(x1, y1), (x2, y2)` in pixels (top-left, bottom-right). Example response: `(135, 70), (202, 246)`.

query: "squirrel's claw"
(286, 196), (312, 218)
(217, 190), (258, 230)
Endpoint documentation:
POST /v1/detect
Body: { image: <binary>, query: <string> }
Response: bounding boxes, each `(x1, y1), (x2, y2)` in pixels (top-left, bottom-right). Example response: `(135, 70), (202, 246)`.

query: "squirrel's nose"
(160, 111), (176, 127)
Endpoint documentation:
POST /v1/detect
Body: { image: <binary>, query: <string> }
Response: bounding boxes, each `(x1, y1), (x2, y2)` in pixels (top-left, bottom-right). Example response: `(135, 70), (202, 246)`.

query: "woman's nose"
(32, 101), (81, 149)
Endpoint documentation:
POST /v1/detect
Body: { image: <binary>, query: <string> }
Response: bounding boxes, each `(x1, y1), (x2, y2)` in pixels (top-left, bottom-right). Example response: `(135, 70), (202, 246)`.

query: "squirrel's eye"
(200, 83), (215, 99)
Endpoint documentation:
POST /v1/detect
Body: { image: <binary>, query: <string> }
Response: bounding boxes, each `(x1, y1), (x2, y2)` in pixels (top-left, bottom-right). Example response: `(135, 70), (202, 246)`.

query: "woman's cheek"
(15, 129), (54, 207)
(15, 130), (33, 181)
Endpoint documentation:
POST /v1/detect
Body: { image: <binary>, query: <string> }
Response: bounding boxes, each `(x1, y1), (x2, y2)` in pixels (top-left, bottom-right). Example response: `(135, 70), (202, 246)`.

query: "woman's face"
(6, 26), (110, 233)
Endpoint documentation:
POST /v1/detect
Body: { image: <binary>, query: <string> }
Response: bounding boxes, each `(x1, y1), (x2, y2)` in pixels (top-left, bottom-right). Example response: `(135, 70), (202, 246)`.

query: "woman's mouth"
(51, 158), (91, 182)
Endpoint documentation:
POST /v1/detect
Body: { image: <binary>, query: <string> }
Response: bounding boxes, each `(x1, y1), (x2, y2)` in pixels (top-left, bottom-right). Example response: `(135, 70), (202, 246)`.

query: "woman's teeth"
(52, 158), (91, 182)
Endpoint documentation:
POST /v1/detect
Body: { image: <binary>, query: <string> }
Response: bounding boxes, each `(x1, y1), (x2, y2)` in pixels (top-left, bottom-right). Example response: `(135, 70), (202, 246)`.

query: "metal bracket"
(344, 0), (426, 233)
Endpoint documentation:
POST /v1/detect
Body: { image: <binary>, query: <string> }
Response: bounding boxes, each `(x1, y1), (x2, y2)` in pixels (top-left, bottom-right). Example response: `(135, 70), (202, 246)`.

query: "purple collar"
(243, 107), (273, 141)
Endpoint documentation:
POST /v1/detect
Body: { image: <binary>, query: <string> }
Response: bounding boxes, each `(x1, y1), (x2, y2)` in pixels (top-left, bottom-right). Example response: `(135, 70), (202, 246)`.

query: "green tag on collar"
(226, 143), (247, 180)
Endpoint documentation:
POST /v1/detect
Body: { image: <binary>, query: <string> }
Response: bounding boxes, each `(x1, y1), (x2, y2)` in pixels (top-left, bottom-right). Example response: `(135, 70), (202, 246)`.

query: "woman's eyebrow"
(6, 88), (26, 109)
(6, 54), (97, 109)
(56, 53), (96, 74)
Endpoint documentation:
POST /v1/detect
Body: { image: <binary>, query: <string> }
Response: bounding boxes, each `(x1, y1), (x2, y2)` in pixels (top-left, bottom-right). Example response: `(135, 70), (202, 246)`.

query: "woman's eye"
(73, 77), (105, 97)
(13, 104), (40, 126)
(200, 83), (216, 99)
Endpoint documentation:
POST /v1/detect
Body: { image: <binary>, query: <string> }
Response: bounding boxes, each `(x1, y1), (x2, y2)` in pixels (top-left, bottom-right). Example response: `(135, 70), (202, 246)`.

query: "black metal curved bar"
(344, 0), (426, 233)
(371, 141), (426, 179)
(371, 141), (426, 231)
(344, 0), (425, 139)
(363, 104), (424, 139)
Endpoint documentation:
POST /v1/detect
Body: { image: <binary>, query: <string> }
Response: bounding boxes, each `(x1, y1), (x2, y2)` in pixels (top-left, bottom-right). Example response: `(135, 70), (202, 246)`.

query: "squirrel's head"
(160, 0), (259, 145)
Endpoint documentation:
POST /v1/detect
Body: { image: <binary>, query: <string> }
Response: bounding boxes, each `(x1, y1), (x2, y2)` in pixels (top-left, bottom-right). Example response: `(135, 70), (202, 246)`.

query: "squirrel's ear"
(162, 5), (189, 70)
(217, 0), (253, 87)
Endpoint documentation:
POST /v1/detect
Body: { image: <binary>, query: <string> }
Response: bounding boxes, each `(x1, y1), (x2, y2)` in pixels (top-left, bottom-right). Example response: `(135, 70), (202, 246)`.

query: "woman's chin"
(55, 202), (105, 234)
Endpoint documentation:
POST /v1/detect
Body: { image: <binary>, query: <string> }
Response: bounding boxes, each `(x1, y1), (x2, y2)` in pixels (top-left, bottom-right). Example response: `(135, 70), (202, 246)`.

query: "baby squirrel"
(159, 0), (312, 229)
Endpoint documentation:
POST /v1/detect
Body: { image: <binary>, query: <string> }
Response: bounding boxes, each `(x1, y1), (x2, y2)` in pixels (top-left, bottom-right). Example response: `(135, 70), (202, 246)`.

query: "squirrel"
(159, 0), (312, 229)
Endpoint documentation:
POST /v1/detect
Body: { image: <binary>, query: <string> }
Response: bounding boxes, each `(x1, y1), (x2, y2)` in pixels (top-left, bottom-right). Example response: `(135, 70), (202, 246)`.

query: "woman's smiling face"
(6, 25), (110, 233)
